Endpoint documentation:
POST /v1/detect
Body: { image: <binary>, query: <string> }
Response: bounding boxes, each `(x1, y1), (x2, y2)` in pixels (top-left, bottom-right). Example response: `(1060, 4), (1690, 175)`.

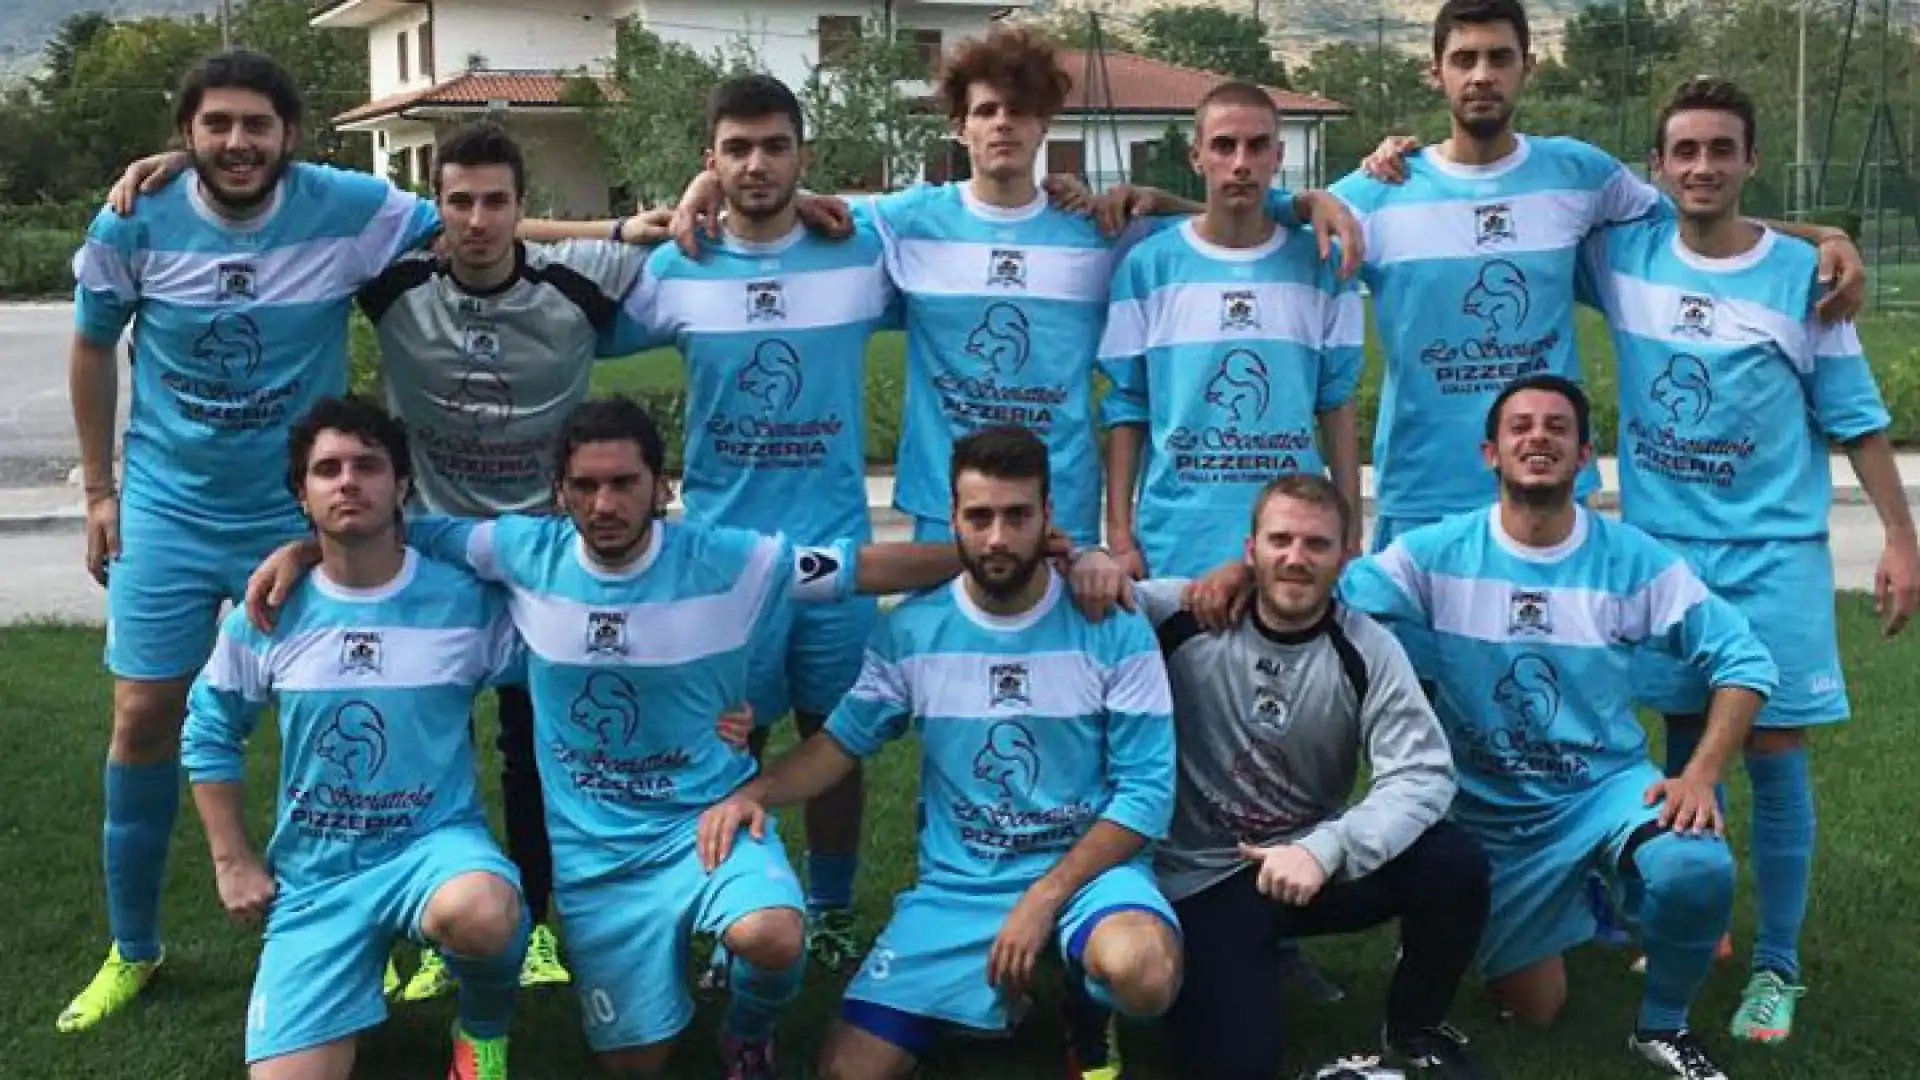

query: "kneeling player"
(699, 426), (1184, 1080)
(182, 397), (527, 1079)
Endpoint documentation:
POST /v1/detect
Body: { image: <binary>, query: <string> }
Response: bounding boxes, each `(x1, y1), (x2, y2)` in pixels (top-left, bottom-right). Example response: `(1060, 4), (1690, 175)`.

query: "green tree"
(41, 15), (222, 202)
(1132, 121), (1199, 200)
(572, 23), (758, 206)
(1558, 0), (1689, 102)
(30, 12), (115, 98)
(231, 0), (372, 169)
(801, 17), (948, 192)
(1293, 41), (1440, 173)
(1134, 5), (1287, 88)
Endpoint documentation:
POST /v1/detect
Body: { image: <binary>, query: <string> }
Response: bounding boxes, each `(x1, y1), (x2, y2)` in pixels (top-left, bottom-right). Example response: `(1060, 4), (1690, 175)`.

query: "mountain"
(1, 1), (218, 77)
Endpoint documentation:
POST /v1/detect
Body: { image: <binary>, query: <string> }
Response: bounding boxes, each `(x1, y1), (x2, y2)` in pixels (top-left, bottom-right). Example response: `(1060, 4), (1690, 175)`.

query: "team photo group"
(50, 0), (1919, 1077)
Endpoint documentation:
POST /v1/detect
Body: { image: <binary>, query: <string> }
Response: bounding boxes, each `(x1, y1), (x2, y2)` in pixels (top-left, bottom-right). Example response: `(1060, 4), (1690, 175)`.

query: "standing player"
(60, 49), (443, 1032)
(604, 74), (895, 974)
(1100, 81), (1366, 578)
(1320, 375), (1776, 1080)
(181, 397), (528, 1080)
(1578, 77), (1919, 1043)
(696, 425), (1184, 1080)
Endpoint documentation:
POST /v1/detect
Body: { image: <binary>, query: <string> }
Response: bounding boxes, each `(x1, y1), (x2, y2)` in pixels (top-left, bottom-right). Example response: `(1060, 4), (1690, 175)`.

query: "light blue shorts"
(245, 823), (519, 1063)
(1633, 538), (1847, 728)
(557, 822), (804, 1051)
(1369, 514), (1442, 680)
(842, 860), (1177, 1042)
(748, 596), (880, 728)
(1468, 763), (1676, 980)
(106, 503), (308, 681)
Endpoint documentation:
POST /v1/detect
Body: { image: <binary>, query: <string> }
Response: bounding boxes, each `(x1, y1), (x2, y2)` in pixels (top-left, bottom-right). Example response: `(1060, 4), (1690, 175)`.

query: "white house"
(314, 0), (1024, 215)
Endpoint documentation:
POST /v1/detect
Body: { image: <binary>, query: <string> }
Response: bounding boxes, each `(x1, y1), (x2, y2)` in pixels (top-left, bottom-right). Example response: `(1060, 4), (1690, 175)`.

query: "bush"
(0, 227), (80, 299)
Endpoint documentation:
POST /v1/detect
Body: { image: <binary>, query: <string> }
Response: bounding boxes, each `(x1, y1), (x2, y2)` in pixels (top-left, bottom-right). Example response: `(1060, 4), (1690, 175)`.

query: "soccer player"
(180, 396), (528, 1080)
(670, 25), (1362, 550)
(1068, 472), (1490, 1080)
(1099, 81), (1366, 579)
(1577, 77), (1920, 1042)
(1317, 375), (1777, 1080)
(602, 74), (897, 973)
(695, 425), (1184, 1080)
(61, 49), (445, 1032)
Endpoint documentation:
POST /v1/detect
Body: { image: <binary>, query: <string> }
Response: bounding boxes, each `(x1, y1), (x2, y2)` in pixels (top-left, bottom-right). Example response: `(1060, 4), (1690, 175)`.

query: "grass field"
(4, 597), (1919, 1079)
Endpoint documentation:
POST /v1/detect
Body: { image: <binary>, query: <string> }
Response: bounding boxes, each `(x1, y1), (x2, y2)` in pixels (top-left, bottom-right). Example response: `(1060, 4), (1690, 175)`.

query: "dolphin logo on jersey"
(315, 700), (389, 781)
(1463, 260), (1530, 335)
(448, 368), (514, 428)
(966, 303), (1031, 375)
(1493, 654), (1561, 732)
(569, 671), (642, 746)
(193, 312), (264, 380)
(973, 721), (1041, 800)
(1204, 349), (1272, 422)
(1651, 354), (1712, 425)
(737, 340), (804, 411)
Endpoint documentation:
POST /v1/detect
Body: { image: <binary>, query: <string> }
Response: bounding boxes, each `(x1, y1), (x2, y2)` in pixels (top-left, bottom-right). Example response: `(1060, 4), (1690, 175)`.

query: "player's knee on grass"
(597, 1041), (673, 1078)
(818, 1019), (919, 1080)
(110, 677), (191, 763)
(1082, 911), (1182, 1018)
(422, 872), (523, 957)
(1489, 956), (1567, 1028)
(249, 1036), (357, 1080)
(723, 907), (805, 972)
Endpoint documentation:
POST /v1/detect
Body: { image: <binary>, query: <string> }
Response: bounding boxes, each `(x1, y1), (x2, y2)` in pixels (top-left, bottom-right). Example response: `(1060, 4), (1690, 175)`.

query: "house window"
(418, 20), (435, 81)
(897, 28), (942, 74)
(397, 30), (410, 82)
(818, 15), (862, 68)
(1046, 140), (1085, 178)
(413, 145), (432, 188)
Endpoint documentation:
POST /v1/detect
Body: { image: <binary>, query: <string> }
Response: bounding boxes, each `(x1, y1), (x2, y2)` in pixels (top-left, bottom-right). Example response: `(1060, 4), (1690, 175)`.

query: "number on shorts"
(584, 987), (617, 1028)
(865, 948), (895, 981)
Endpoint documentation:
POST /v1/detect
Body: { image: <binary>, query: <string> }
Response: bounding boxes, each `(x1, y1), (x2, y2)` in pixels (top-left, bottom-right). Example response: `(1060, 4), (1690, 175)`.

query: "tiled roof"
(332, 71), (615, 126)
(1057, 50), (1348, 115)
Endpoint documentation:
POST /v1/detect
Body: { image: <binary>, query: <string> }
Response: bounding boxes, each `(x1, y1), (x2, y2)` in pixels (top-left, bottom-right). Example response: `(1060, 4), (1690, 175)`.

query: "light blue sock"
(1632, 832), (1735, 1032)
(103, 760), (180, 962)
(724, 950), (804, 1042)
(1746, 747), (1813, 981)
(1662, 719), (1728, 814)
(806, 852), (857, 913)
(446, 907), (530, 1041)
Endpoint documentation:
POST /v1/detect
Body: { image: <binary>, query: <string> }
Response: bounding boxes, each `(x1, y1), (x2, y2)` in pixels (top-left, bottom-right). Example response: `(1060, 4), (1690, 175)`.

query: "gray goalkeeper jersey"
(357, 240), (647, 515)
(1135, 580), (1457, 901)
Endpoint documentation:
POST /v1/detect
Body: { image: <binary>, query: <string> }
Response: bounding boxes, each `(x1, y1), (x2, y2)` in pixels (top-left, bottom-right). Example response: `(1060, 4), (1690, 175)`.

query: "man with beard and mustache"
(61, 49), (452, 1033)
(243, 395), (969, 1079)
(1575, 77), (1918, 1044)
(1326, 0), (1865, 697)
(1186, 375), (1772, 1080)
(604, 74), (899, 981)
(695, 425), (1183, 1080)
(1066, 473), (1488, 1080)
(181, 396), (529, 1080)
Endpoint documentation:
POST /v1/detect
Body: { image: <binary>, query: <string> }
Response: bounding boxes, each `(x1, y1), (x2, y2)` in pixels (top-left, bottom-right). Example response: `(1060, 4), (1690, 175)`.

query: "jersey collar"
(313, 548), (419, 603)
(1422, 133), (1532, 181)
(1488, 504), (1590, 563)
(574, 521), (665, 581)
(953, 564), (1060, 632)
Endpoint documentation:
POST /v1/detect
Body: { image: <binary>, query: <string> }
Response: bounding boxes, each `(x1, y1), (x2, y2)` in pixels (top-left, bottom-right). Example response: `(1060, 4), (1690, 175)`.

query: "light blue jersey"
(1578, 220), (1890, 541)
(1338, 507), (1777, 824)
(405, 515), (857, 887)
(72, 165), (440, 525)
(1331, 136), (1662, 520)
(609, 223), (897, 544)
(1097, 220), (1364, 577)
(179, 550), (519, 893)
(825, 569), (1176, 892)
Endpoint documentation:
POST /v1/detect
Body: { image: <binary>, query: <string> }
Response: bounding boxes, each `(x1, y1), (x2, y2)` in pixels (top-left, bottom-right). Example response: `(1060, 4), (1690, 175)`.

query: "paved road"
(0, 303), (129, 487)
(0, 507), (1896, 627)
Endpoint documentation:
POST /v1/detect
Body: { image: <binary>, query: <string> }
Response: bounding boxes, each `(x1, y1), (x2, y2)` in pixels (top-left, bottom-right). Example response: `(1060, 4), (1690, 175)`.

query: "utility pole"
(1795, 0), (1809, 217)
(221, 0), (233, 49)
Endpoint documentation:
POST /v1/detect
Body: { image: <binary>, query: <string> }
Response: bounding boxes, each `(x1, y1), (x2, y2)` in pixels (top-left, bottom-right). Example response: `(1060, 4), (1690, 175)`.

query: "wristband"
(610, 217), (628, 243)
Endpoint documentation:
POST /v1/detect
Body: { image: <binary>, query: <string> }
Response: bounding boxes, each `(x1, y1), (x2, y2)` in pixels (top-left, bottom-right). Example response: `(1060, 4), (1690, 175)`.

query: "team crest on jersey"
(987, 248), (1028, 289)
(1674, 294), (1715, 338)
(989, 662), (1031, 708)
(462, 322), (501, 362)
(339, 631), (384, 674)
(585, 611), (629, 657)
(1473, 203), (1516, 247)
(1252, 685), (1287, 725)
(1220, 289), (1260, 331)
(1508, 589), (1553, 636)
(215, 261), (257, 301)
(746, 280), (787, 322)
